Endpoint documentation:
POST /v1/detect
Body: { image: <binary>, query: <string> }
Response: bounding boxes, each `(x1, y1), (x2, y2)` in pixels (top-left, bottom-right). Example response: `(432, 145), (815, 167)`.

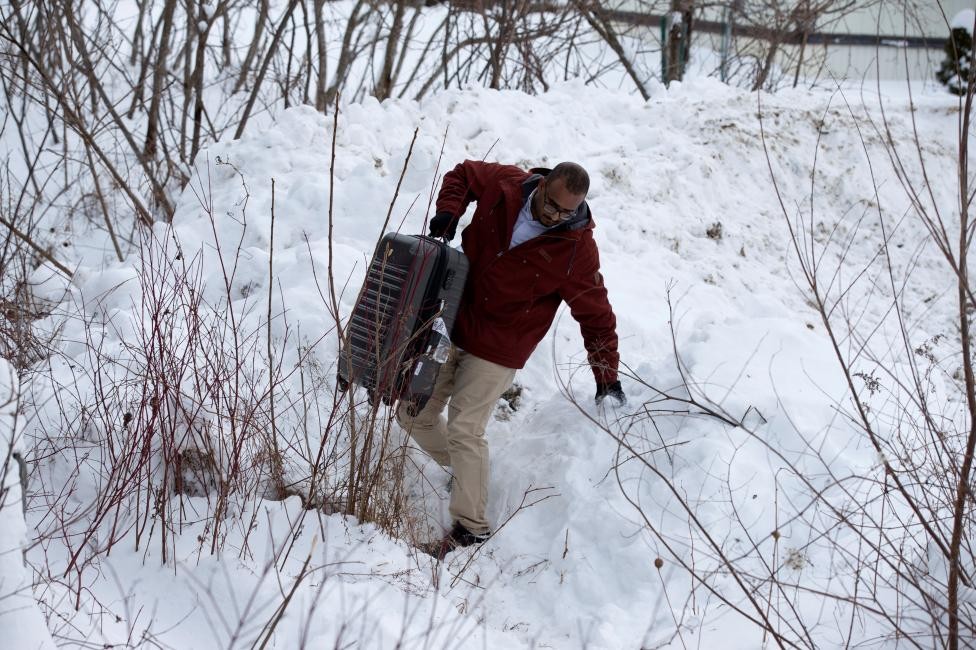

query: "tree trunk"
(299, 0), (313, 105)
(144, 0), (178, 159)
(234, 0), (302, 140)
(324, 0), (366, 108)
(282, 9), (297, 108)
(130, 0), (149, 66)
(314, 0), (329, 111)
(752, 40), (779, 91)
(374, 0), (406, 100)
(179, 0), (196, 162)
(233, 0), (270, 94)
(793, 30), (808, 88)
(666, 1), (693, 84)
(487, 0), (518, 89)
(191, 4), (226, 165)
(393, 4), (422, 85)
(221, 12), (232, 69)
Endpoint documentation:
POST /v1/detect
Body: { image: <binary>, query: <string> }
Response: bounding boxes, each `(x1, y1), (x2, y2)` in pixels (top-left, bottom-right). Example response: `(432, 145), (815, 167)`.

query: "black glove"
(428, 211), (459, 240)
(595, 380), (626, 406)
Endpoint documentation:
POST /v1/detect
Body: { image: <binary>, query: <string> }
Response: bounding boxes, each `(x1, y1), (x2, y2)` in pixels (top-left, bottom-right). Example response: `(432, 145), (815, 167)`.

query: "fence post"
(720, 5), (732, 82)
(660, 17), (668, 82)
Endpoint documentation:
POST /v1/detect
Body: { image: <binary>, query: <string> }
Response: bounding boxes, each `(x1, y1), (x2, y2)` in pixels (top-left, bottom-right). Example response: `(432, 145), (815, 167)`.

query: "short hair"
(549, 162), (589, 196)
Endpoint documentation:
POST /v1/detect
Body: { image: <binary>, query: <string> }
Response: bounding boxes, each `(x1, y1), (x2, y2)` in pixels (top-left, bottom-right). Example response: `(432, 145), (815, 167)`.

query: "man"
(398, 160), (625, 559)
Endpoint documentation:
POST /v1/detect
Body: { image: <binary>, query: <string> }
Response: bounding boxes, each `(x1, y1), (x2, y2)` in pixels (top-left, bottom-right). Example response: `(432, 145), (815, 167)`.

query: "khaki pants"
(396, 346), (516, 535)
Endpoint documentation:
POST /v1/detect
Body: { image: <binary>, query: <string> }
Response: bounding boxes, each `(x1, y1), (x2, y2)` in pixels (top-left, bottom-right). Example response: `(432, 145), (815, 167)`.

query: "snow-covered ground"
(7, 73), (969, 648)
(0, 361), (55, 649)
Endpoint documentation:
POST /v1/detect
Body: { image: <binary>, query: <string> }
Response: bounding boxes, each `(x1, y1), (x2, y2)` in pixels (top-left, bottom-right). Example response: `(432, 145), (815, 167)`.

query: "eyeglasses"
(542, 183), (578, 220)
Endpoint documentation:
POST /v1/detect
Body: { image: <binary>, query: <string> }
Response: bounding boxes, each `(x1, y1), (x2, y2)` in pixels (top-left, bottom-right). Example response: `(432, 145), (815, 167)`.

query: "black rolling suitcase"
(338, 233), (468, 412)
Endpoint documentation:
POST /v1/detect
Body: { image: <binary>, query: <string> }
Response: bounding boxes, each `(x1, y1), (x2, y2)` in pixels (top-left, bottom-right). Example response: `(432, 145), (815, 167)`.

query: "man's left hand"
(595, 380), (626, 406)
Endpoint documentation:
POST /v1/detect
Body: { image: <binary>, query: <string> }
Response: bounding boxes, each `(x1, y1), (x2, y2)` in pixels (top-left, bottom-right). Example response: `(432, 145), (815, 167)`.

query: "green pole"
(720, 7), (732, 82)
(661, 17), (668, 82)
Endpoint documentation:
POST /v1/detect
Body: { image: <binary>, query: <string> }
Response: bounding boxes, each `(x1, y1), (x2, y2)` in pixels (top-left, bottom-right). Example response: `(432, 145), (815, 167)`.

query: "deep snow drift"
(8, 77), (968, 648)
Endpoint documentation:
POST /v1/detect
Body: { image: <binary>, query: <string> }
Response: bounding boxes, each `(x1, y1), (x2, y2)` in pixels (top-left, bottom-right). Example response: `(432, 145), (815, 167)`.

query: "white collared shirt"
(509, 189), (558, 249)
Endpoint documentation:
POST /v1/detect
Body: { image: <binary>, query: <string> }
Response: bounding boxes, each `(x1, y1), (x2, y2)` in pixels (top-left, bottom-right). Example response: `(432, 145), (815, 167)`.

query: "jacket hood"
(524, 167), (592, 232)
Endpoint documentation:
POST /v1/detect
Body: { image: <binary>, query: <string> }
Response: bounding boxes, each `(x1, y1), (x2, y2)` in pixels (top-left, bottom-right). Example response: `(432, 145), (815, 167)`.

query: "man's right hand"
(429, 211), (458, 240)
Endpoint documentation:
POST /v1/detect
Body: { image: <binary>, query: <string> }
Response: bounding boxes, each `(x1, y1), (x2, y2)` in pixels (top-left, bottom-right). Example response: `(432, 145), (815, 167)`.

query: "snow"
(952, 9), (975, 32)
(0, 361), (56, 650)
(9, 77), (970, 648)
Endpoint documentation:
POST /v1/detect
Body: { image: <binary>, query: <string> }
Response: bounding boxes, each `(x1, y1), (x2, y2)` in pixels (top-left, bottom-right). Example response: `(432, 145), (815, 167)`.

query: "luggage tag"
(430, 317), (452, 363)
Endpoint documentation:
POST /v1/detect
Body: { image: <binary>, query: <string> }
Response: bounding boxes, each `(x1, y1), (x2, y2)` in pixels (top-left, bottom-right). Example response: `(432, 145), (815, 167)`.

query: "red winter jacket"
(435, 160), (619, 385)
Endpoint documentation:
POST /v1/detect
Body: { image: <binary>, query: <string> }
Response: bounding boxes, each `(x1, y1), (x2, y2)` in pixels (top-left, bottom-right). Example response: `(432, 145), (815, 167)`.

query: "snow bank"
(0, 362), (55, 650)
(22, 79), (965, 648)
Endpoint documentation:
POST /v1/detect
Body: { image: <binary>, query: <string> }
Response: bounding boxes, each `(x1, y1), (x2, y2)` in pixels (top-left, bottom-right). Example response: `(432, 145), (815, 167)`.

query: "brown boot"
(423, 522), (490, 560)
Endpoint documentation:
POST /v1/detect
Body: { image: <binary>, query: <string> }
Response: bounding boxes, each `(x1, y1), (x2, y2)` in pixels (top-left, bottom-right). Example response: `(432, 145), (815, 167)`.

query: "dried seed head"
(654, 557), (663, 569)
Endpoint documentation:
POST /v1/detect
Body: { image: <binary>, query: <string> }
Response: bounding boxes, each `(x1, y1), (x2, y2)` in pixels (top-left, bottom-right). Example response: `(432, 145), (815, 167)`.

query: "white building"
(813, 0), (974, 82)
(633, 1), (976, 84)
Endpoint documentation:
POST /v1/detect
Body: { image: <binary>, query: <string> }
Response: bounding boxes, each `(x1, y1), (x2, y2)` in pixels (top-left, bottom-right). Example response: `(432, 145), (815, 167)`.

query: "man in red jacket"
(398, 160), (624, 559)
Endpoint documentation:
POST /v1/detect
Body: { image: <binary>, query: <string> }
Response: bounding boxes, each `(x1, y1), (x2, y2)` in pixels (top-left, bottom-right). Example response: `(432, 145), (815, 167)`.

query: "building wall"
(833, 1), (973, 38)
(685, 1), (973, 37)
(680, 1), (975, 82)
(690, 31), (948, 84)
(812, 42), (944, 83)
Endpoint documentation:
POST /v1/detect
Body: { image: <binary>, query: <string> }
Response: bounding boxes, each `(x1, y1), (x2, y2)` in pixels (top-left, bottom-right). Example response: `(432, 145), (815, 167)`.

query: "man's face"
(534, 177), (586, 227)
